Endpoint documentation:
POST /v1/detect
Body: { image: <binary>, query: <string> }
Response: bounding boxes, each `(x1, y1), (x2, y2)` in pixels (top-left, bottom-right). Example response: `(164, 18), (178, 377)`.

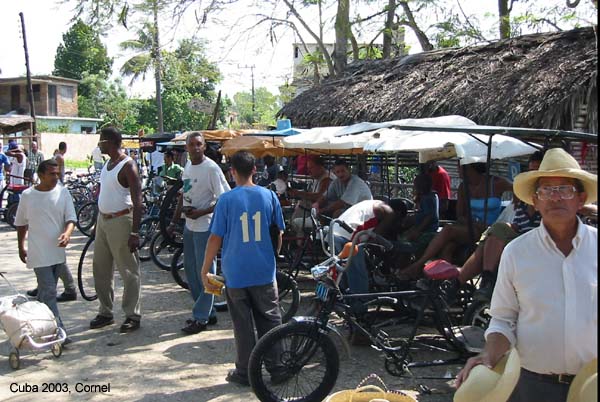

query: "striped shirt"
(512, 202), (541, 234)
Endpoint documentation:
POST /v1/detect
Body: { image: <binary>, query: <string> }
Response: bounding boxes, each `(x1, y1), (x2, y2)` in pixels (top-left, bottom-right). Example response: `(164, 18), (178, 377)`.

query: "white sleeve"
(210, 164), (231, 197)
(485, 244), (519, 345)
(62, 188), (77, 223)
(14, 193), (29, 227)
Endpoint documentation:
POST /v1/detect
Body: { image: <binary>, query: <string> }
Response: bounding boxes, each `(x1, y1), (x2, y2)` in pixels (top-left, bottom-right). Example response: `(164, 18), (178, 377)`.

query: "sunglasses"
(535, 185), (578, 200)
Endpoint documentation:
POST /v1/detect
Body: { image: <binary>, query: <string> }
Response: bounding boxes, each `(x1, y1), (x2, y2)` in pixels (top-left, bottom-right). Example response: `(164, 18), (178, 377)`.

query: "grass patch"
(65, 160), (91, 170)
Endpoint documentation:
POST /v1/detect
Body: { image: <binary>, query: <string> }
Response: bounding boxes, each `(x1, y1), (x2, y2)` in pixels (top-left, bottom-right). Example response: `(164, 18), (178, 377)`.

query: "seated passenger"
(313, 159), (372, 218)
(288, 156), (332, 237)
(396, 173), (439, 256)
(399, 162), (513, 279)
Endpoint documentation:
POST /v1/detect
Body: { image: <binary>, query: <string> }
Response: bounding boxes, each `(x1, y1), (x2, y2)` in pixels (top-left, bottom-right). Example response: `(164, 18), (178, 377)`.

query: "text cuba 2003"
(9, 382), (111, 394)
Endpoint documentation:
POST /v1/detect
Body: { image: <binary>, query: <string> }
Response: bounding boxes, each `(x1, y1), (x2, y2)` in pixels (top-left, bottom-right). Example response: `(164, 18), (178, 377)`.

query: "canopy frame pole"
(482, 134), (494, 228)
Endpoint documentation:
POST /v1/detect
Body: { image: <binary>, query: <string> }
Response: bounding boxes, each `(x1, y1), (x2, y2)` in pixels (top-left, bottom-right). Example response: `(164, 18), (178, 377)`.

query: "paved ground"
(0, 222), (457, 402)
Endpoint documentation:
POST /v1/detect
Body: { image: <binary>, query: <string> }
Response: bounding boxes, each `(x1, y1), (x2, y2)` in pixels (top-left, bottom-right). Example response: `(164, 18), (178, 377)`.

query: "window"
(59, 85), (75, 102)
(33, 84), (40, 102)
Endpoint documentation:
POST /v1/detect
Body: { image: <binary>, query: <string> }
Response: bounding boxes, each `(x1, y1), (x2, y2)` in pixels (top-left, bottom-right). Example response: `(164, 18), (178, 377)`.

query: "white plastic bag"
(0, 300), (58, 348)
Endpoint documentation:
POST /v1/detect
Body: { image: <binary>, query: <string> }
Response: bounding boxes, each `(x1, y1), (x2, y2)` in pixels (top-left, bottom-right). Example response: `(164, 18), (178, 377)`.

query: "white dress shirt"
(486, 218), (597, 375)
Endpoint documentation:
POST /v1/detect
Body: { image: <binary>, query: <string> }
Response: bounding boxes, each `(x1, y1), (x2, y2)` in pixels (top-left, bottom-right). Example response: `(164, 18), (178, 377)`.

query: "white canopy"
(283, 115), (538, 164)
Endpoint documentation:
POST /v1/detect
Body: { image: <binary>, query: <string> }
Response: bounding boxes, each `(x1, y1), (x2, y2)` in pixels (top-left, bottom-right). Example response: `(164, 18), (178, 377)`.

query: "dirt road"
(0, 223), (456, 401)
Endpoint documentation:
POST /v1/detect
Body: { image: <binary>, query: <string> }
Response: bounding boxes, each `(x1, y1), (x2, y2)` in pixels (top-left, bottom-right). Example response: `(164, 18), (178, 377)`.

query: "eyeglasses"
(535, 185), (578, 200)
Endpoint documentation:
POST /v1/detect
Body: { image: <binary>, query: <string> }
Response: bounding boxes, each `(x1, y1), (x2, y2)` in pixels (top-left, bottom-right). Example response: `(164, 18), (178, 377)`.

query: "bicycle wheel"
(77, 236), (98, 301)
(158, 180), (184, 247)
(76, 201), (98, 237)
(462, 300), (491, 330)
(170, 247), (188, 289)
(249, 321), (339, 402)
(276, 271), (300, 323)
(277, 237), (306, 279)
(138, 216), (160, 261)
(150, 232), (181, 271)
(6, 202), (18, 229)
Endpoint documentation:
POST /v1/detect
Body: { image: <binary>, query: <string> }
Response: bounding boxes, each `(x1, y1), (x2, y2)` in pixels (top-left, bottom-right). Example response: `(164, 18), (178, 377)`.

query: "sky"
(0, 0), (594, 100)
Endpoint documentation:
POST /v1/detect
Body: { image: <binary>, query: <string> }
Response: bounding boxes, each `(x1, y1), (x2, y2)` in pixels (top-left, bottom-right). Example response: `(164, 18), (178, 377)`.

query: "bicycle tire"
(150, 232), (181, 271)
(77, 236), (98, 301)
(248, 321), (339, 402)
(170, 247), (188, 289)
(158, 180), (184, 247)
(462, 300), (491, 330)
(138, 216), (160, 261)
(76, 201), (98, 237)
(6, 202), (18, 229)
(276, 271), (300, 323)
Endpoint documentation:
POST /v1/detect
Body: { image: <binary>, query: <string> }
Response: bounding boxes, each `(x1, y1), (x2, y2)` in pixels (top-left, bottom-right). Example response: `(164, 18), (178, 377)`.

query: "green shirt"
(162, 163), (183, 180)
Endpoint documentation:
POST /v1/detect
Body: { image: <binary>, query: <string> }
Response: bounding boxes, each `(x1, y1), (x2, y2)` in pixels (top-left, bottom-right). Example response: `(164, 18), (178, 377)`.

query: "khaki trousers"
(93, 213), (141, 321)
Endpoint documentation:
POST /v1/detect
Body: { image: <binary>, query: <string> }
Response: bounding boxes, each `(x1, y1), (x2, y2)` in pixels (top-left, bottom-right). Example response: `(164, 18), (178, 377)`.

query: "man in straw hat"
(456, 147), (597, 402)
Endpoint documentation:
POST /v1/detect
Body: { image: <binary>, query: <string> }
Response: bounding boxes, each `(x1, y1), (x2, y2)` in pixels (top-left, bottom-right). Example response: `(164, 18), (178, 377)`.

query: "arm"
(200, 234), (223, 293)
(58, 222), (76, 247)
(170, 193), (183, 228)
(124, 161), (143, 252)
(17, 226), (28, 264)
(290, 177), (332, 202)
(455, 332), (511, 388)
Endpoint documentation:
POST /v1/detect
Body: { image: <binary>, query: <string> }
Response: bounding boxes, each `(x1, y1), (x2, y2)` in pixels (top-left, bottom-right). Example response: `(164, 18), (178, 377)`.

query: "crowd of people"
(5, 128), (597, 399)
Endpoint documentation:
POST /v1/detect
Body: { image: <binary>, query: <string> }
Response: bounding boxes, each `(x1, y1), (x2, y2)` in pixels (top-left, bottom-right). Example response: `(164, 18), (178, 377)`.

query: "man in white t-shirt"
(14, 159), (76, 339)
(169, 132), (230, 334)
(91, 146), (105, 171)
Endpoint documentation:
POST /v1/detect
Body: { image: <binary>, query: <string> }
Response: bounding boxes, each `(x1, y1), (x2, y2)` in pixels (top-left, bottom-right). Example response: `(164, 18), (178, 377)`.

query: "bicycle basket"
(325, 374), (416, 402)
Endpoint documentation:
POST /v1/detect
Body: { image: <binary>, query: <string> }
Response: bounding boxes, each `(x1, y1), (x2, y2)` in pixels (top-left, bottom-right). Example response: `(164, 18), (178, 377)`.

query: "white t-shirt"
(14, 185), (77, 269)
(9, 155), (27, 185)
(332, 200), (382, 240)
(182, 158), (230, 232)
(145, 150), (164, 173)
(91, 147), (104, 163)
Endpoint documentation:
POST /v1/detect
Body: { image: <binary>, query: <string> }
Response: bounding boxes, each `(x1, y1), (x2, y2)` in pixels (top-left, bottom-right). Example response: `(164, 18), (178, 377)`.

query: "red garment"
(429, 166), (451, 200)
(296, 155), (309, 175)
(350, 217), (379, 241)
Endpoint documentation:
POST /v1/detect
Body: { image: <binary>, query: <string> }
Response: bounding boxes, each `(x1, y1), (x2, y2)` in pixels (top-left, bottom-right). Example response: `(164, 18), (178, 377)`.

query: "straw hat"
(513, 148), (597, 205)
(454, 348), (521, 402)
(567, 359), (598, 402)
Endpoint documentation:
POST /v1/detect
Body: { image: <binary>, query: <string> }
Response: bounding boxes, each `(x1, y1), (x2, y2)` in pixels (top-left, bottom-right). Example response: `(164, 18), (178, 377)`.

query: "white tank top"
(98, 156), (133, 214)
(9, 155), (27, 185)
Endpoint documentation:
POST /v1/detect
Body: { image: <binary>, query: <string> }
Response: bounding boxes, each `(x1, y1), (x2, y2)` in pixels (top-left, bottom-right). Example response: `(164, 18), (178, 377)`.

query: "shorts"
(477, 222), (519, 245)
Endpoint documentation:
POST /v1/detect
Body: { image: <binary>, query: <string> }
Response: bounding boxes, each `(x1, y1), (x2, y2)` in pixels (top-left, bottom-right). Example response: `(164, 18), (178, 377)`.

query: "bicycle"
(77, 235), (97, 302)
(248, 214), (484, 402)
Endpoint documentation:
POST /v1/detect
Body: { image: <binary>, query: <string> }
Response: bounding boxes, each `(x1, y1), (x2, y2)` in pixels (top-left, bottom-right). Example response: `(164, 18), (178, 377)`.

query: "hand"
(166, 223), (176, 236)
(455, 354), (493, 389)
(201, 271), (220, 294)
(18, 248), (27, 264)
(184, 208), (203, 220)
(128, 234), (140, 253)
(57, 232), (71, 247)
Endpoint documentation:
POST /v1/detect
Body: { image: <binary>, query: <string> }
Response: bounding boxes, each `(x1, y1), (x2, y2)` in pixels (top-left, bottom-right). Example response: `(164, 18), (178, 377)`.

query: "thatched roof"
(280, 27), (598, 134)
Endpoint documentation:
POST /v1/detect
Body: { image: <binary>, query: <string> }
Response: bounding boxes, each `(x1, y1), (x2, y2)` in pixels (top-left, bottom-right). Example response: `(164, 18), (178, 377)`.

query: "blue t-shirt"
(210, 185), (285, 288)
(415, 192), (439, 233)
(0, 153), (9, 180)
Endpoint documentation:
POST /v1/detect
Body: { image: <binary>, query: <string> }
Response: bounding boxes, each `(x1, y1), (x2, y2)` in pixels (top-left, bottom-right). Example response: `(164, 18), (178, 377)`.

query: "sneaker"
(474, 271), (496, 302)
(181, 320), (208, 334)
(26, 288), (38, 297)
(57, 291), (77, 302)
(119, 318), (141, 333)
(90, 315), (114, 329)
(225, 369), (250, 386)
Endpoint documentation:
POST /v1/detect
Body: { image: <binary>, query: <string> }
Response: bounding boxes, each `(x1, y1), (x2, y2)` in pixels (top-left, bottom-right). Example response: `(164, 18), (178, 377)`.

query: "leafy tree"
(53, 20), (113, 96)
(233, 87), (280, 127)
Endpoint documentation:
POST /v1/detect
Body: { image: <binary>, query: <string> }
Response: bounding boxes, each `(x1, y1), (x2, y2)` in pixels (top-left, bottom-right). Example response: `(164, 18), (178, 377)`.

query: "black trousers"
(225, 282), (282, 374)
(508, 369), (571, 402)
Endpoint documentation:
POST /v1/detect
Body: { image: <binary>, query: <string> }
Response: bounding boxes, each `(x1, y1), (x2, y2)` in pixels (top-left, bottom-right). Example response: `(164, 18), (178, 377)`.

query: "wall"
(39, 132), (99, 162)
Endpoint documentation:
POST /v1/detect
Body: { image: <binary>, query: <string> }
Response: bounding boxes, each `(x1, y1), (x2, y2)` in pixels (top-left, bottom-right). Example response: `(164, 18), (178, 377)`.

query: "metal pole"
(251, 66), (255, 122)
(19, 12), (36, 136)
(482, 135), (494, 227)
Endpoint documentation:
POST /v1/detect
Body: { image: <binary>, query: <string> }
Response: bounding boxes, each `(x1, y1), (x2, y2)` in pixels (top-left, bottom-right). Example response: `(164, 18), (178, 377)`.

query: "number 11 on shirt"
(240, 212), (262, 242)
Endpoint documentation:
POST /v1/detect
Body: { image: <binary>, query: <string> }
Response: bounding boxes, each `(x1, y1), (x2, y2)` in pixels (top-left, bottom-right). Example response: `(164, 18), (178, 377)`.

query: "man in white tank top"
(6, 142), (28, 186)
(90, 127), (143, 333)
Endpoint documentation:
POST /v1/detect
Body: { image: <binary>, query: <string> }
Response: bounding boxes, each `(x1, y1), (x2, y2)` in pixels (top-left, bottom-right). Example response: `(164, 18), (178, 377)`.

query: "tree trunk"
(382, 0), (396, 59)
(498, 0), (511, 39)
(152, 1), (164, 134)
(334, 0), (350, 76)
(398, 1), (433, 51)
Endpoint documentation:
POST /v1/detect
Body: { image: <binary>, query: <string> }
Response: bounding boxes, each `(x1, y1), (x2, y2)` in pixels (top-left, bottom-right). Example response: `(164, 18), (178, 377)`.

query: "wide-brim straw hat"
(454, 348), (521, 402)
(567, 359), (598, 402)
(513, 148), (597, 205)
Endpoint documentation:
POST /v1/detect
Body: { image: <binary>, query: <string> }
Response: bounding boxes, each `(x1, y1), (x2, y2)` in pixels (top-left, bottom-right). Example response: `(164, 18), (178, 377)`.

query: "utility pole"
(152, 0), (164, 134)
(19, 12), (37, 136)
(239, 65), (256, 123)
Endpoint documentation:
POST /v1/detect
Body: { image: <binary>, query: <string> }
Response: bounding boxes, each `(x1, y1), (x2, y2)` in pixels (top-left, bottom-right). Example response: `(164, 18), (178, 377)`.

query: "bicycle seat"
(6, 184), (29, 193)
(423, 259), (459, 280)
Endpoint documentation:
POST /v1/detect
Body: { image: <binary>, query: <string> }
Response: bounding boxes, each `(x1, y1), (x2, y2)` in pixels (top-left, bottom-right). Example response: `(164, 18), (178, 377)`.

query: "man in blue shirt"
(0, 144), (10, 189)
(201, 151), (285, 386)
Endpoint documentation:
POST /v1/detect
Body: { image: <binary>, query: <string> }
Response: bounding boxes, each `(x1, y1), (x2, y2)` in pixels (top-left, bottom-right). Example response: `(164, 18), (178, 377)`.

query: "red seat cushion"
(6, 184), (29, 193)
(423, 259), (459, 280)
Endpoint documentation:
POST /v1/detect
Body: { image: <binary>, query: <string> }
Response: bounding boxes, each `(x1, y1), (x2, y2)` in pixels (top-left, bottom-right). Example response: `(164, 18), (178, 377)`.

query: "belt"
(523, 369), (575, 385)
(100, 208), (132, 220)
